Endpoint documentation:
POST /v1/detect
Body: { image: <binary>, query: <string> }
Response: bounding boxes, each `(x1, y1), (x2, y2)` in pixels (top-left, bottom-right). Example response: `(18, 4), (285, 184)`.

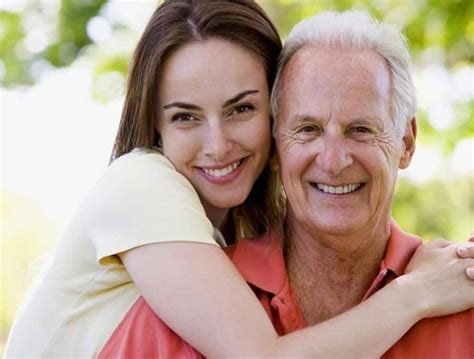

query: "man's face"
(275, 47), (415, 238)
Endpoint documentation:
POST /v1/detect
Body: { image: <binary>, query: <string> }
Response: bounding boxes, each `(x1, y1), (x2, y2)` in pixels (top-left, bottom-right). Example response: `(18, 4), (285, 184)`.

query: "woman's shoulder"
(77, 147), (214, 257)
(103, 147), (193, 192)
(110, 147), (174, 175)
(80, 147), (204, 218)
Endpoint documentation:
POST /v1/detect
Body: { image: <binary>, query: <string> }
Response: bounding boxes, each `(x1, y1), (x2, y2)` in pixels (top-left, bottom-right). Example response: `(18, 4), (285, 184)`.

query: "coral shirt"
(99, 222), (474, 358)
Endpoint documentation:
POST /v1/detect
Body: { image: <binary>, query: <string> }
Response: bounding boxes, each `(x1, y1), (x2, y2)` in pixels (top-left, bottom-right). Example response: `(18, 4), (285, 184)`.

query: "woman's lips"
(197, 158), (247, 184)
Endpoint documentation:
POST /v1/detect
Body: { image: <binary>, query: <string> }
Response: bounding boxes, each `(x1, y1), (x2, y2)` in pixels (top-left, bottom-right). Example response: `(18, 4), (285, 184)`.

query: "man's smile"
(311, 182), (364, 195)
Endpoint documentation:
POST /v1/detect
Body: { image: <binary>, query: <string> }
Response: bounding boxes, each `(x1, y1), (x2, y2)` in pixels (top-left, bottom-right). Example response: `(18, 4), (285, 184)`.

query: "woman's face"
(157, 39), (271, 227)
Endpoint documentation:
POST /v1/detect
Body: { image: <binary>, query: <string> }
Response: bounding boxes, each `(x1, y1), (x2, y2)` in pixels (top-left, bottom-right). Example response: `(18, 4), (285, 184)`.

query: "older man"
(267, 10), (473, 357)
(273, 10), (421, 324)
(96, 10), (473, 359)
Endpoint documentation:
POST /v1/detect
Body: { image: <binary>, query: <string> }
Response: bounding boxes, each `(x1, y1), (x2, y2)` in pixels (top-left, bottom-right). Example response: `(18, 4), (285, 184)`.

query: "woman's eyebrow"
(163, 102), (202, 110)
(163, 90), (259, 110)
(223, 90), (259, 107)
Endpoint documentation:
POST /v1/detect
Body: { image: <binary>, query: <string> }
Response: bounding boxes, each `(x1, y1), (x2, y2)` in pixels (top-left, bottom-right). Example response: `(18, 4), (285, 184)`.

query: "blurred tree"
(1, 0), (107, 87)
(260, 0), (474, 65)
(1, 1), (473, 83)
(1, 0), (472, 139)
(393, 176), (474, 242)
(46, 0), (108, 67)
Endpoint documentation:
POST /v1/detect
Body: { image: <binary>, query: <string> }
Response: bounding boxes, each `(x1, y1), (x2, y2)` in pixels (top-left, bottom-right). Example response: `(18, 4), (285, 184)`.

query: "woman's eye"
(232, 104), (254, 115)
(172, 113), (196, 123)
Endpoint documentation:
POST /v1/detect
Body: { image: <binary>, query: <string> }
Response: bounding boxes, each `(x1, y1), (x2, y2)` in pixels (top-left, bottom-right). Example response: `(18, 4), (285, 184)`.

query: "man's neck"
(284, 214), (390, 325)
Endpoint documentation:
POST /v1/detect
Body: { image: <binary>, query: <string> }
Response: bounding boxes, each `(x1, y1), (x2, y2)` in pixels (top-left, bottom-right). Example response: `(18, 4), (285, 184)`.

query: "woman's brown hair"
(111, 0), (283, 241)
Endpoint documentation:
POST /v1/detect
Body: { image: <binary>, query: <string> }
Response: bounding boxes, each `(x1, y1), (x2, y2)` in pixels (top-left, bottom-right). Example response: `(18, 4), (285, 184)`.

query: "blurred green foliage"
(262, 0), (473, 66)
(46, 0), (108, 67)
(393, 176), (473, 242)
(0, 0), (108, 86)
(0, 0), (473, 353)
(0, 11), (30, 85)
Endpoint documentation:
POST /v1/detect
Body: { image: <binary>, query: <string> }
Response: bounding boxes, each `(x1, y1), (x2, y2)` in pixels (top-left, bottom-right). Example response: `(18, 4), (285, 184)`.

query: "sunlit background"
(1, 0), (473, 353)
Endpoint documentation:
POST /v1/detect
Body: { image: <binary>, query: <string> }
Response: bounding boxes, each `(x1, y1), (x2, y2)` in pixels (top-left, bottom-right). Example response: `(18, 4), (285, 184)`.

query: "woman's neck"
(203, 204), (229, 230)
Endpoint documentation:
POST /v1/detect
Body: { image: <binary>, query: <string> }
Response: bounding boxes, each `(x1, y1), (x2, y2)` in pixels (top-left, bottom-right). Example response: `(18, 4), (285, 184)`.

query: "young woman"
(6, 1), (474, 358)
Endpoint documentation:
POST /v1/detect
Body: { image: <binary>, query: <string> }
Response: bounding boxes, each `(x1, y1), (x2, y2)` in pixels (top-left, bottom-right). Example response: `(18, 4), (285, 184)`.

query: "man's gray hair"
(271, 10), (417, 136)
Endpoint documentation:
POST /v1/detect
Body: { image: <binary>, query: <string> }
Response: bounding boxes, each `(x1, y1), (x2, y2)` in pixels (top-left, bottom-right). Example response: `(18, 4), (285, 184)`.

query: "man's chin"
(308, 215), (367, 237)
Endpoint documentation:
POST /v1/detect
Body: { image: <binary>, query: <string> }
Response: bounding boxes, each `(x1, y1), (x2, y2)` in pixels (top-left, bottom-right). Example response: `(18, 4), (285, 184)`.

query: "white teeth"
(316, 183), (361, 194)
(202, 160), (241, 178)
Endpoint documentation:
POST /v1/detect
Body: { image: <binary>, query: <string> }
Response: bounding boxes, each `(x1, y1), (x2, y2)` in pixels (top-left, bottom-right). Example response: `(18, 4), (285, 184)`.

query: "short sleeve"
(80, 148), (217, 264)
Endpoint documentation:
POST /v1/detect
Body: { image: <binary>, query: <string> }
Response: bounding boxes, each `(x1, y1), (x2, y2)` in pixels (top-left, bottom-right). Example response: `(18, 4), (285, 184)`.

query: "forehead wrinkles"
(279, 47), (392, 123)
(278, 49), (322, 123)
(280, 48), (313, 97)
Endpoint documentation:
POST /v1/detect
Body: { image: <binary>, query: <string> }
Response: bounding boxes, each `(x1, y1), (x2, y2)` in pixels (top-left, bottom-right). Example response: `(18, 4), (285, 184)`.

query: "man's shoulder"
(384, 308), (474, 358)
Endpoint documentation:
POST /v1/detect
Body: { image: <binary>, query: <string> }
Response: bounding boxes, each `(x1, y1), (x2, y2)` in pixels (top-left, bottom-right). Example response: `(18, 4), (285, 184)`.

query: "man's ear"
(399, 117), (417, 169)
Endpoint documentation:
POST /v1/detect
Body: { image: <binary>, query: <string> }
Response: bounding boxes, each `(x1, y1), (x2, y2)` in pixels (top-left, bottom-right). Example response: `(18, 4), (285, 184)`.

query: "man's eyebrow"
(223, 90), (259, 107)
(163, 102), (202, 110)
(290, 114), (323, 123)
(351, 117), (378, 122)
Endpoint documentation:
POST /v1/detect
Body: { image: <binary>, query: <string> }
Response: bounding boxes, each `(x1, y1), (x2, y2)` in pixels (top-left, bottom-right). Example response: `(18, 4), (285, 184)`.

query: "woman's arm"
(121, 236), (474, 358)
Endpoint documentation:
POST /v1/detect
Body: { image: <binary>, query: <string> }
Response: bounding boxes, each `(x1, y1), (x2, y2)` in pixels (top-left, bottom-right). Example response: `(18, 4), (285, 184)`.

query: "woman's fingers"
(457, 244), (474, 258)
(467, 267), (474, 280)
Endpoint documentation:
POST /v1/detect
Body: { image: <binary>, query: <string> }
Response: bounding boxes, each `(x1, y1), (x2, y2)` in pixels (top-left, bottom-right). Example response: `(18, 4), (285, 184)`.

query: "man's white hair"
(271, 10), (417, 136)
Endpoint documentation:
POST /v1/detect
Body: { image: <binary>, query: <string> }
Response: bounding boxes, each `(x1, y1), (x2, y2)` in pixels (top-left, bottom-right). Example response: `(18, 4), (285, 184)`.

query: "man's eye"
(232, 104), (254, 115)
(172, 113), (196, 122)
(293, 125), (322, 141)
(353, 126), (372, 133)
(298, 125), (319, 133)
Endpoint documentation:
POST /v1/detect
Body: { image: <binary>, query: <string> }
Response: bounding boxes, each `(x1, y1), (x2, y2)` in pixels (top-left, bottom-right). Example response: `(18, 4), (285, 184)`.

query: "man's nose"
(316, 135), (353, 176)
(203, 121), (233, 161)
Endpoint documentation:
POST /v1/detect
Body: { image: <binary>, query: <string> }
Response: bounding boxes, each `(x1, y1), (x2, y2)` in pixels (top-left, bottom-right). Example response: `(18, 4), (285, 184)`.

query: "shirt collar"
(213, 227), (227, 248)
(227, 230), (287, 296)
(226, 221), (422, 297)
(383, 221), (422, 277)
(363, 221), (422, 299)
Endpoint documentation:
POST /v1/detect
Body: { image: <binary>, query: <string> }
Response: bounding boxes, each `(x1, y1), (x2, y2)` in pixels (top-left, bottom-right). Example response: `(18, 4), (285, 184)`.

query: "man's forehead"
(277, 45), (392, 124)
(284, 45), (389, 81)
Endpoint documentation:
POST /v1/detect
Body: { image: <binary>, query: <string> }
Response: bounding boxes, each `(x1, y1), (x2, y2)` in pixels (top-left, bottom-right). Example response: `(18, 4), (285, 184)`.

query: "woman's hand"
(402, 234), (474, 319)
(456, 235), (474, 279)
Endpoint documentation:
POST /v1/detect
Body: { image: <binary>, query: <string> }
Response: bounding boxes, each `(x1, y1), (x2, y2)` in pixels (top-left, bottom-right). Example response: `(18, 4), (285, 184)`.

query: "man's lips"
(310, 182), (365, 195)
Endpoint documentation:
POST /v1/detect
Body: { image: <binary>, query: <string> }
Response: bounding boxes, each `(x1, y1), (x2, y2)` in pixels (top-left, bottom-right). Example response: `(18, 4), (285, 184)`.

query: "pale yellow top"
(5, 148), (218, 358)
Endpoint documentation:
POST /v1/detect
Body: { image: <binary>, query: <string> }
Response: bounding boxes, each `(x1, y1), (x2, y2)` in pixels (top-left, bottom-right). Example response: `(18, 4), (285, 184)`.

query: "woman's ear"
(399, 117), (417, 169)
